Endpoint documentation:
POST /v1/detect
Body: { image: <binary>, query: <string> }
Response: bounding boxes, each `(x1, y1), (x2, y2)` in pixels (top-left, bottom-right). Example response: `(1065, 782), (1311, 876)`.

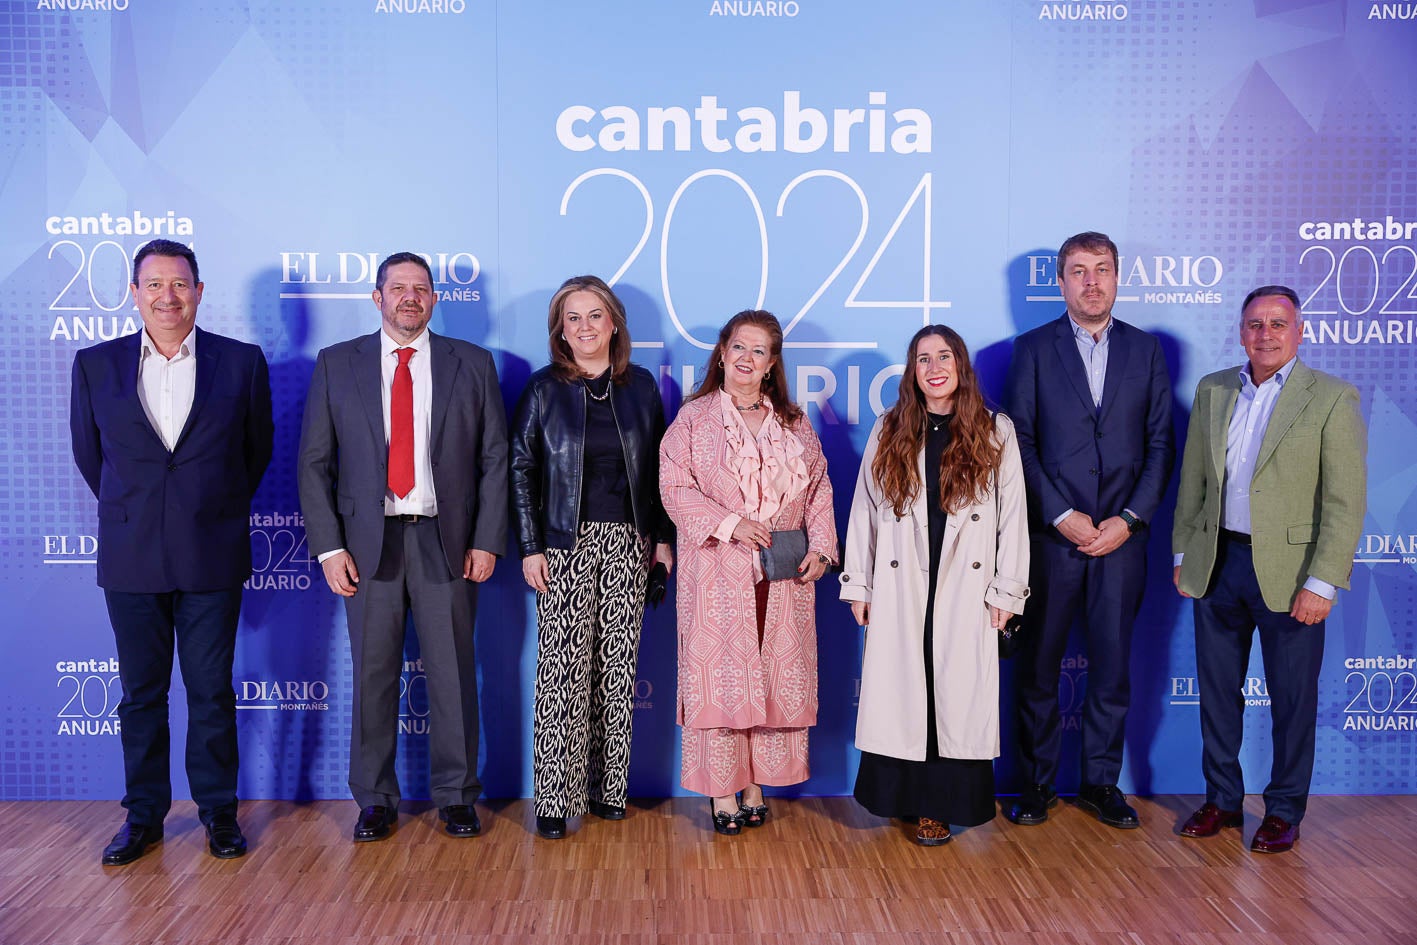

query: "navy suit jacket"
(1004, 314), (1174, 543)
(70, 327), (274, 593)
(296, 330), (508, 577)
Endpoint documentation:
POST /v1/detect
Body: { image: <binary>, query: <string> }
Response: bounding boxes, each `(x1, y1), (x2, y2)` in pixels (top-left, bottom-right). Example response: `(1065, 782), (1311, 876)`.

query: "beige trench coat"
(839, 413), (1030, 761)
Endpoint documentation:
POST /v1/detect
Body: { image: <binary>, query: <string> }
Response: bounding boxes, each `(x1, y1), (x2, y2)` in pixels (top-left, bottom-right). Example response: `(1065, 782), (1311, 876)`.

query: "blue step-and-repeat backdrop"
(3, 1), (1414, 803)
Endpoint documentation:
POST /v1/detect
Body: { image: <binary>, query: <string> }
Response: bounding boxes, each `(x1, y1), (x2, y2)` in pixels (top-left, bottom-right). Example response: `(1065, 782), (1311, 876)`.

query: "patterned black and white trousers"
(534, 522), (649, 817)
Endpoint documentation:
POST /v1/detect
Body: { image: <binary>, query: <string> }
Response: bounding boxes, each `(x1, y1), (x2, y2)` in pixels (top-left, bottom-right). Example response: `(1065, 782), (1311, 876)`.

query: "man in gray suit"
(298, 252), (508, 842)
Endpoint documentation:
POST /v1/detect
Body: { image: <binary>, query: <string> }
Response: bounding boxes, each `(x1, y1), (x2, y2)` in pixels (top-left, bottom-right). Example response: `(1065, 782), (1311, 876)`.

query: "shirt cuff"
(1173, 553), (1184, 566)
(317, 548), (346, 564)
(1303, 576), (1336, 601)
(712, 513), (741, 544)
(1051, 508), (1075, 529)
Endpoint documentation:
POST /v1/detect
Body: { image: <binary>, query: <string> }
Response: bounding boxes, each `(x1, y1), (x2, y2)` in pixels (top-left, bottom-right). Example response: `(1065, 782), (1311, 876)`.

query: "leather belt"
(1220, 528), (1251, 545)
(389, 513), (435, 524)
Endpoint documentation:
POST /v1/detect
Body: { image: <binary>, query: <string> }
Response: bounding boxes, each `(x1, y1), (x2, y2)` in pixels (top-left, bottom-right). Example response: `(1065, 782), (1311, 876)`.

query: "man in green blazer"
(1172, 285), (1366, 854)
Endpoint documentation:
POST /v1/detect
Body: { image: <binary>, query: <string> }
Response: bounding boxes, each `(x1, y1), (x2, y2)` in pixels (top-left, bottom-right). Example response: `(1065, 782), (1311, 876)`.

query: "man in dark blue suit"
(71, 239), (273, 865)
(1003, 231), (1173, 829)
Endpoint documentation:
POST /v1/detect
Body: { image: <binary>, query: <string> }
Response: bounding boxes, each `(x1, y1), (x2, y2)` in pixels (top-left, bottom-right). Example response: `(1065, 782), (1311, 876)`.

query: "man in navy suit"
(1003, 231), (1174, 829)
(71, 239), (273, 865)
(298, 252), (507, 843)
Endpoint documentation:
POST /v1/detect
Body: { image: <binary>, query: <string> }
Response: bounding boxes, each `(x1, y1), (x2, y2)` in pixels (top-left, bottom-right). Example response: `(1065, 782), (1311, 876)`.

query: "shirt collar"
(381, 327), (430, 358)
(141, 328), (196, 362)
(1067, 314), (1112, 344)
(1239, 355), (1297, 392)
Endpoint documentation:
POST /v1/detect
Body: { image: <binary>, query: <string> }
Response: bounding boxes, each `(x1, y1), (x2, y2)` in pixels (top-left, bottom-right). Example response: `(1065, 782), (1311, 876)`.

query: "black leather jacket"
(510, 364), (674, 556)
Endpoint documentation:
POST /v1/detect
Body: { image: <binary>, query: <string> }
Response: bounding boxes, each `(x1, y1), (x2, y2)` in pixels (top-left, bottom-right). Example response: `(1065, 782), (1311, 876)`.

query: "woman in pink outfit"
(659, 310), (837, 835)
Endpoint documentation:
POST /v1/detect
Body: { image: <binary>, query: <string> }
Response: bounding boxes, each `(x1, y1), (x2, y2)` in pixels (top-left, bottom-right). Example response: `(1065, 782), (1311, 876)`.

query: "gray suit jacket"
(1172, 358), (1366, 612)
(297, 330), (508, 577)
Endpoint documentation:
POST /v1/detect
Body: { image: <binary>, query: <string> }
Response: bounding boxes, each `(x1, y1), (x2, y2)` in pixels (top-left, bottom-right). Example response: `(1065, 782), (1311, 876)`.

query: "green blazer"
(1172, 359), (1367, 612)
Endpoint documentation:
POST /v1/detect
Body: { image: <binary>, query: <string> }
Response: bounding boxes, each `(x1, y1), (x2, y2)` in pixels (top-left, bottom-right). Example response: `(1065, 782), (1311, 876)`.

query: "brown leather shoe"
(1250, 815), (1299, 854)
(1180, 803), (1244, 838)
(914, 817), (952, 846)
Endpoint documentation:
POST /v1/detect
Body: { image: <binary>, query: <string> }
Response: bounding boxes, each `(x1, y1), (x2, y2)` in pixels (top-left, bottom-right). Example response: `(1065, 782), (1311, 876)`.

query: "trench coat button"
(839, 573), (851, 584)
(971, 561), (981, 569)
(971, 513), (980, 521)
(890, 560), (899, 568)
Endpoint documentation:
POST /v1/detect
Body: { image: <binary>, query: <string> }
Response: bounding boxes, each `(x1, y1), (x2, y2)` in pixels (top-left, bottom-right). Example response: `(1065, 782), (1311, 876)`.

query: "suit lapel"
(1253, 361), (1314, 477)
(113, 333), (166, 451)
(428, 331), (460, 459)
(354, 332), (386, 448)
(1096, 319), (1130, 427)
(1209, 370), (1241, 485)
(173, 327), (219, 452)
(1050, 316), (1096, 415)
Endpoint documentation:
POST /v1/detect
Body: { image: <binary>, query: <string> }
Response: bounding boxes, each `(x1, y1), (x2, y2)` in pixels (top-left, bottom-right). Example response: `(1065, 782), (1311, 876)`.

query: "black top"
(581, 372), (632, 524)
(924, 412), (954, 578)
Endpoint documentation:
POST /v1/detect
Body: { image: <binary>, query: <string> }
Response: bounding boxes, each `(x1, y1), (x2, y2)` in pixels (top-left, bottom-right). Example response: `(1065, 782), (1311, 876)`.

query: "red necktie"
(388, 347), (415, 499)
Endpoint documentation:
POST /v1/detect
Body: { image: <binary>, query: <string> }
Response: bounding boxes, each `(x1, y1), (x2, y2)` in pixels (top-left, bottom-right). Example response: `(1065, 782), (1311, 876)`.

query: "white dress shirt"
(380, 328), (438, 517)
(317, 328), (439, 566)
(137, 329), (197, 452)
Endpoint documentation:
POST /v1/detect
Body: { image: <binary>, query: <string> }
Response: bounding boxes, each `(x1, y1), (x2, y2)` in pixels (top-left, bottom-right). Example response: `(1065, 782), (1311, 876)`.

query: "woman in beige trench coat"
(839, 325), (1030, 846)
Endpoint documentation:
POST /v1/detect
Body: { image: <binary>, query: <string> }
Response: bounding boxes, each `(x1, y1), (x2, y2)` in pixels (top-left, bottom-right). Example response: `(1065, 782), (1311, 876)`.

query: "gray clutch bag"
(760, 528), (809, 581)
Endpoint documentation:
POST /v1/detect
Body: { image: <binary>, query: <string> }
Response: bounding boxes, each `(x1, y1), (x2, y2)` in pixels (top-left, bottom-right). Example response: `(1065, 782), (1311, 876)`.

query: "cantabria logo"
(1038, 0), (1130, 21)
(1342, 656), (1417, 732)
(55, 656), (122, 735)
(1026, 253), (1225, 306)
(45, 211), (194, 344)
(556, 91), (932, 154)
(1296, 216), (1417, 346)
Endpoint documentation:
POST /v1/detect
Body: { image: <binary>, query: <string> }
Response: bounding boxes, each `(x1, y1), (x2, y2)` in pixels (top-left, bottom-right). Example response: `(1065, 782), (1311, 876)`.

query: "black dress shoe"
(1077, 784), (1140, 829)
(536, 815), (567, 839)
(205, 814), (248, 859)
(1004, 784), (1058, 825)
(353, 805), (396, 842)
(1180, 803), (1243, 839)
(439, 805), (482, 838)
(1250, 814), (1299, 854)
(101, 822), (163, 866)
(587, 799), (626, 821)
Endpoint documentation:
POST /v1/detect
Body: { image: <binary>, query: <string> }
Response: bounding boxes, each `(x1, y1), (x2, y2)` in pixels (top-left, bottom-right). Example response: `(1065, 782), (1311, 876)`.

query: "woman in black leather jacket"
(510, 275), (674, 840)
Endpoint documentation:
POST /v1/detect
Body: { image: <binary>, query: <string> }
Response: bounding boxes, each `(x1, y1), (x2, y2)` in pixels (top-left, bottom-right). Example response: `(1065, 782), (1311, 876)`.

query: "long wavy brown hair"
(873, 325), (1002, 516)
(684, 310), (803, 427)
(546, 275), (632, 384)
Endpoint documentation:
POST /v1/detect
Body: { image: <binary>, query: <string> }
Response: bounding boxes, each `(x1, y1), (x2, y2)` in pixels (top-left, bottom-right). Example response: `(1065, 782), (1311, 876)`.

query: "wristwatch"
(1118, 510), (1145, 534)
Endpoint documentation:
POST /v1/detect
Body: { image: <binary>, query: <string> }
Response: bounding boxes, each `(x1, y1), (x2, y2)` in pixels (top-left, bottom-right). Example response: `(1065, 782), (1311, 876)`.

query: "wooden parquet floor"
(1, 795), (1414, 945)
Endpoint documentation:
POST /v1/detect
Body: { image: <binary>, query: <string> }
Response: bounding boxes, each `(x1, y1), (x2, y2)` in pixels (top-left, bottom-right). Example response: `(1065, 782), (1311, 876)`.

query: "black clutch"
(645, 562), (668, 608)
(759, 528), (809, 582)
(997, 613), (1026, 658)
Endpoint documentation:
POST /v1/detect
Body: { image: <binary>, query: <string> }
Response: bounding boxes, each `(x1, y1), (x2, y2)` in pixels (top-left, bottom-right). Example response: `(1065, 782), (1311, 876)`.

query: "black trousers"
(104, 587), (244, 827)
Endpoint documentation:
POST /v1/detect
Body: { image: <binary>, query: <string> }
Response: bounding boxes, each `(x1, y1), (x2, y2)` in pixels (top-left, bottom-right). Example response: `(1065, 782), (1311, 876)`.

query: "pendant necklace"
(583, 370), (611, 402)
